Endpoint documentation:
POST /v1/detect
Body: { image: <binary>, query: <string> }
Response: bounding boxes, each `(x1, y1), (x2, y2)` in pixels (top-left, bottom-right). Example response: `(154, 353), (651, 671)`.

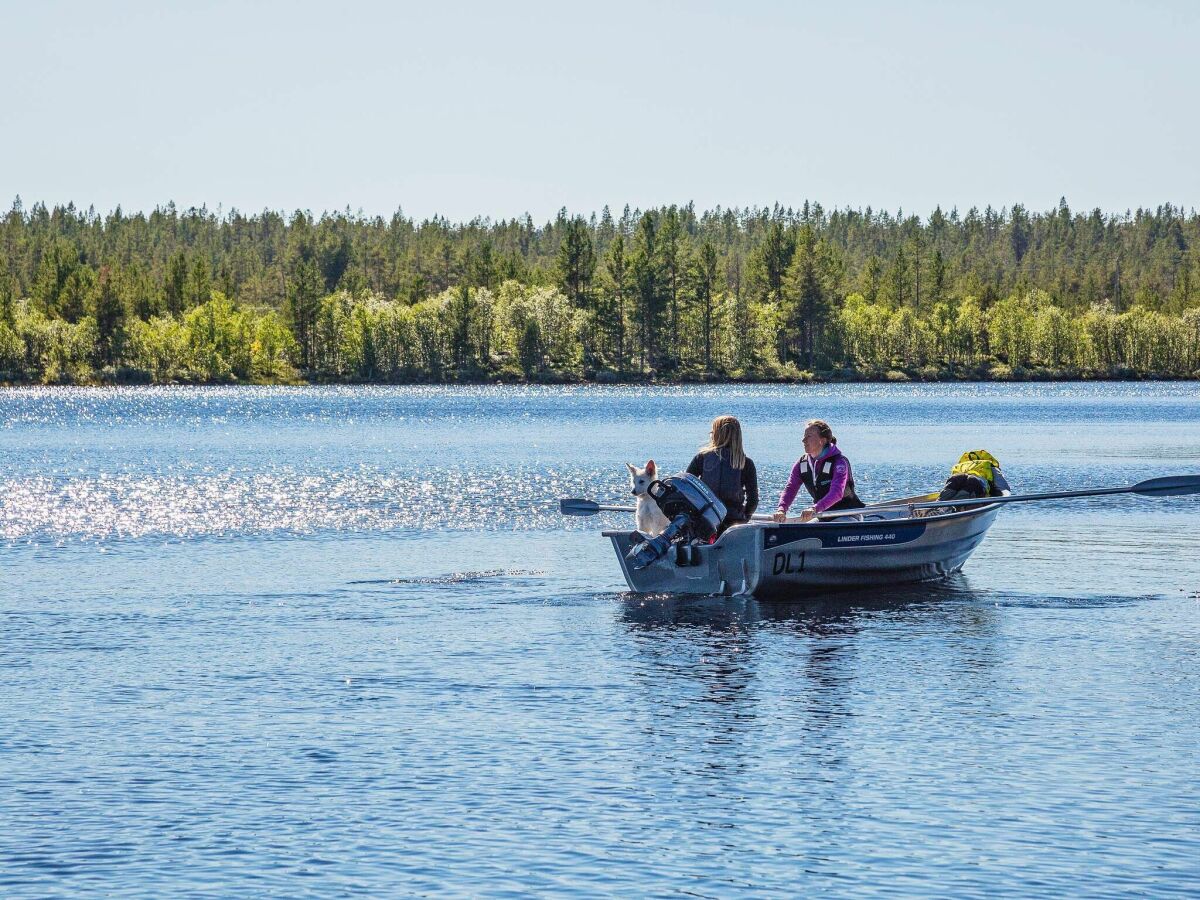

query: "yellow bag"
(950, 450), (1000, 487)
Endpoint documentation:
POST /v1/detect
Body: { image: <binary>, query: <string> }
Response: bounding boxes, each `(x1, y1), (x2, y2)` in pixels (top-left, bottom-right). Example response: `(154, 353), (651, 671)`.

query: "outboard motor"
(627, 474), (727, 570)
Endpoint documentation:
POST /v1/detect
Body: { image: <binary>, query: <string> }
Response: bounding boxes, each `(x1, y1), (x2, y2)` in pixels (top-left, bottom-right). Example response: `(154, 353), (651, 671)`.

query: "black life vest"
(798, 452), (864, 510)
(700, 449), (745, 515)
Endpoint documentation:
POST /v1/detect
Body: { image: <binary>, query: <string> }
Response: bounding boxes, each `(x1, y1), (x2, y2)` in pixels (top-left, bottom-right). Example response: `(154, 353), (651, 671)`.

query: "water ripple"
(2, 384), (1199, 896)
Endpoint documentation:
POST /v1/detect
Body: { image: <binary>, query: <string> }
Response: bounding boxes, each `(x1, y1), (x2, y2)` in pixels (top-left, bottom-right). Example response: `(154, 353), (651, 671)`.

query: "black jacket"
(687, 450), (759, 521)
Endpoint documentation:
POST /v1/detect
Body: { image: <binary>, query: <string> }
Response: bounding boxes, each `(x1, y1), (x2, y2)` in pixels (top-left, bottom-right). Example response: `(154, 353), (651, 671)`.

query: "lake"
(2, 383), (1198, 896)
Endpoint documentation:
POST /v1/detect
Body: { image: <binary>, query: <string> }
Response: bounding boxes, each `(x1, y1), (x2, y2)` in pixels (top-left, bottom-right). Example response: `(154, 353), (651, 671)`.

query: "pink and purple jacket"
(776, 444), (851, 514)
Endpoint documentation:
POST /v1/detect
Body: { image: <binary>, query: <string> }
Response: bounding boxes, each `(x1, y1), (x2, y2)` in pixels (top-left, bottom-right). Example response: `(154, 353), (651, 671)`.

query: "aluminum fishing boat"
(603, 495), (1002, 599)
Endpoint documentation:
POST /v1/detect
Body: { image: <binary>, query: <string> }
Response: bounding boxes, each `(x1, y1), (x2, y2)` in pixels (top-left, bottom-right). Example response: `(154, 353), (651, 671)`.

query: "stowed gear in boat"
(627, 474), (726, 569)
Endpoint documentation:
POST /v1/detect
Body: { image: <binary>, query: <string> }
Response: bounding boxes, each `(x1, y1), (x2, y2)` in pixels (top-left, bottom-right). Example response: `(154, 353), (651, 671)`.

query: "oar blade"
(1131, 475), (1200, 497)
(559, 498), (601, 516)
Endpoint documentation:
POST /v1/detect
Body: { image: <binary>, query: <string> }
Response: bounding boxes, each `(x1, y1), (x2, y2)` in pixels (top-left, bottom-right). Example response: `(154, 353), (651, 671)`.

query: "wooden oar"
(814, 474), (1200, 520)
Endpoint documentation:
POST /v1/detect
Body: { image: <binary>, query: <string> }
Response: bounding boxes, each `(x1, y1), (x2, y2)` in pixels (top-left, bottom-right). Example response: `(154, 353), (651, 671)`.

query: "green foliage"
(750, 219), (794, 306)
(692, 241), (720, 373)
(32, 238), (79, 316)
(126, 315), (193, 381)
(631, 213), (667, 371)
(121, 294), (297, 383)
(990, 294), (1037, 366)
(597, 233), (630, 372)
(556, 217), (595, 308)
(0, 320), (23, 376)
(492, 282), (580, 376)
(1, 198), (1199, 383)
(58, 267), (97, 323)
(90, 267), (127, 366)
(185, 292), (252, 381)
(164, 251), (188, 316)
(11, 302), (98, 383)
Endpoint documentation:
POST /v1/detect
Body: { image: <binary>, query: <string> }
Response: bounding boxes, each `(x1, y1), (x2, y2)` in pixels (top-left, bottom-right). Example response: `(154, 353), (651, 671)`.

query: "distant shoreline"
(5, 203), (1200, 388)
(3, 371), (1197, 388)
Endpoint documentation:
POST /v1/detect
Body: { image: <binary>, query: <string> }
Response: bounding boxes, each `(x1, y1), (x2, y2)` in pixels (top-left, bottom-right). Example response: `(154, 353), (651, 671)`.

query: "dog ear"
(646, 459), (656, 475)
(626, 462), (636, 474)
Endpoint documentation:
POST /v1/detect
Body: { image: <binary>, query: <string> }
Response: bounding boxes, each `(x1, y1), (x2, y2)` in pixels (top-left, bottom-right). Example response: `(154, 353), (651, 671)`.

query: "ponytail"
(806, 419), (836, 446)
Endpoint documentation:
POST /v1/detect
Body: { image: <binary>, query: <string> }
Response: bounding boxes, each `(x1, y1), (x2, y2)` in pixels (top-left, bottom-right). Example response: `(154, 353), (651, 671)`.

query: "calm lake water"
(2, 383), (1199, 896)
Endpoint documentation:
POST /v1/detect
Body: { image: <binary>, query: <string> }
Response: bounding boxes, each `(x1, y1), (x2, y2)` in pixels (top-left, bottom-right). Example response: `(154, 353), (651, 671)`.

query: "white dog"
(627, 460), (670, 536)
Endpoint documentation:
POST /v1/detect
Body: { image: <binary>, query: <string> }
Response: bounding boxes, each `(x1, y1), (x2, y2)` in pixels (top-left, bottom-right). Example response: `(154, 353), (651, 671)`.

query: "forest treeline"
(2, 197), (1200, 384)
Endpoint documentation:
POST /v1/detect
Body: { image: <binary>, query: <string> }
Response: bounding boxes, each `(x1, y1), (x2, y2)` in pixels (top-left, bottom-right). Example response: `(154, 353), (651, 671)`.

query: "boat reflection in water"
(617, 573), (1000, 631)
(614, 576), (1013, 793)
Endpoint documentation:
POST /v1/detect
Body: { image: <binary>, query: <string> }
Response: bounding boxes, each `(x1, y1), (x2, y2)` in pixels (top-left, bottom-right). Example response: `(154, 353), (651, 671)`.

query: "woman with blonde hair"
(773, 419), (864, 523)
(687, 415), (759, 534)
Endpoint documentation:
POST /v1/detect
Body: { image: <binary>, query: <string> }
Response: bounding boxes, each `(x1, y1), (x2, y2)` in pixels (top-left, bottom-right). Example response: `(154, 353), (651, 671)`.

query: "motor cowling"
(648, 474), (727, 540)
(626, 474), (728, 570)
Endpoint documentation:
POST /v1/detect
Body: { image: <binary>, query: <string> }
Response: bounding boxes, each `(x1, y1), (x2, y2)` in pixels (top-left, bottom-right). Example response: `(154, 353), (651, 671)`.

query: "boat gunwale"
(600, 498), (1003, 541)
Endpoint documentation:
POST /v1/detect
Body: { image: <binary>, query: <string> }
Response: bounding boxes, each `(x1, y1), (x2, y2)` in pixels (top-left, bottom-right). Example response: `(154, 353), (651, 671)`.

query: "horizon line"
(7, 195), (1200, 227)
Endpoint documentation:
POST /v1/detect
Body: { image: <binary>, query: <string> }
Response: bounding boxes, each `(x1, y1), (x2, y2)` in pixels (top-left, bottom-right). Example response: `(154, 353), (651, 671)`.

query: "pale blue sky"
(2, 0), (1196, 222)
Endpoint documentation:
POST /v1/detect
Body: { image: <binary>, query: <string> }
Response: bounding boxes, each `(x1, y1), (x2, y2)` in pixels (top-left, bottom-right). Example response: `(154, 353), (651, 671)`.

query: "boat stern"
(602, 526), (761, 595)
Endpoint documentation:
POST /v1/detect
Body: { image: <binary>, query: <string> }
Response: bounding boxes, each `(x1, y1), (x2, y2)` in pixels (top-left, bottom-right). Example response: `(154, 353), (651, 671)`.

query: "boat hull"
(604, 503), (1001, 599)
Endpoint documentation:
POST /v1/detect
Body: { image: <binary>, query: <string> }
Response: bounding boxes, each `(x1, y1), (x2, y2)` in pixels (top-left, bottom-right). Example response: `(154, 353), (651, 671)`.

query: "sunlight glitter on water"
(0, 469), (608, 540)
(2, 384), (1199, 897)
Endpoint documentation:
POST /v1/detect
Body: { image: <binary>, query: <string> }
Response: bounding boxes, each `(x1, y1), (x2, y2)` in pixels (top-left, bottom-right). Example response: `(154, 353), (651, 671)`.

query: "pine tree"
(929, 248), (947, 307)
(0, 266), (16, 326)
(631, 213), (665, 371)
(1010, 203), (1031, 264)
(883, 246), (910, 308)
(59, 267), (97, 323)
(784, 226), (828, 368)
(186, 256), (211, 308)
(602, 233), (630, 371)
(555, 217), (595, 308)
(470, 240), (497, 290)
(32, 238), (77, 316)
(285, 257), (324, 368)
(861, 255), (883, 303)
(164, 250), (188, 315)
(660, 208), (683, 368)
(91, 266), (127, 366)
(751, 219), (794, 306)
(694, 241), (720, 374)
(448, 283), (475, 372)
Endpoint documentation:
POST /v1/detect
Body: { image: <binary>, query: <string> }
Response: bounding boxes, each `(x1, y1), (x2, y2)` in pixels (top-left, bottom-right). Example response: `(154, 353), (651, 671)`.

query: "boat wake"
(348, 569), (546, 586)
